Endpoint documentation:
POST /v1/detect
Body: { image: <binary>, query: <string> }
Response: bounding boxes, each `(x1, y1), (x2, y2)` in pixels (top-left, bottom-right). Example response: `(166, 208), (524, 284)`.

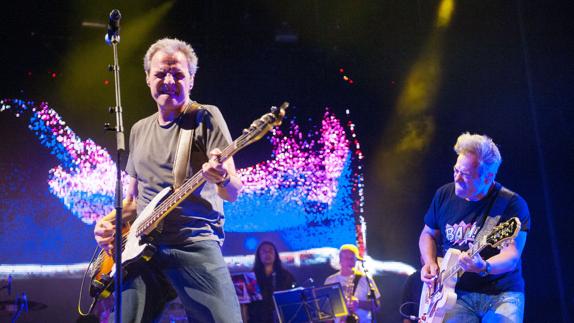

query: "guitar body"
(418, 249), (460, 323)
(90, 186), (171, 298)
(417, 217), (522, 323)
(115, 186), (174, 269)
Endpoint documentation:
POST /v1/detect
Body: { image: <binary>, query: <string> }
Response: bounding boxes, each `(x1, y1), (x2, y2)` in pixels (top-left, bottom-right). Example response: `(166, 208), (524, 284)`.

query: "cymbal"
(0, 299), (47, 315)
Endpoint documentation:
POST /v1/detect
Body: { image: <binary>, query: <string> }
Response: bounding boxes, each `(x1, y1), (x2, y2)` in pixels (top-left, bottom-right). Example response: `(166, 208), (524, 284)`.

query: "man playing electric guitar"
(418, 133), (531, 322)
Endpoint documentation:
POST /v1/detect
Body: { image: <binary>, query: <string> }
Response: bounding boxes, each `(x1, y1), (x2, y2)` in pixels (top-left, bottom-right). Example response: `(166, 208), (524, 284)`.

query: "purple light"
(1, 98), (129, 224)
(1, 99), (367, 252)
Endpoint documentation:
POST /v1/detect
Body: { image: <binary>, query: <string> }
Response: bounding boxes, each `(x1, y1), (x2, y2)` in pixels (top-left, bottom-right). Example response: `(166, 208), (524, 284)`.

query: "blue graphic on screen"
(0, 99), (365, 263)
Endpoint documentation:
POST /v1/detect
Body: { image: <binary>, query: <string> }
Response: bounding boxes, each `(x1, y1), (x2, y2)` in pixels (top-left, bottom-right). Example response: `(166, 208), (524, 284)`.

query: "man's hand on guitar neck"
(201, 148), (242, 202)
(459, 245), (488, 274)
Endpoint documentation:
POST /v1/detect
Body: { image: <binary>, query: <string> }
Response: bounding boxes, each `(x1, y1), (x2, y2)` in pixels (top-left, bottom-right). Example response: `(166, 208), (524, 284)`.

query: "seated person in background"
(247, 241), (296, 322)
(325, 244), (381, 323)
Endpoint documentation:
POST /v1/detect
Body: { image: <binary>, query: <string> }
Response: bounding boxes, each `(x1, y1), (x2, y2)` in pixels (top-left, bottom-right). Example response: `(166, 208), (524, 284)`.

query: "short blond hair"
(454, 132), (502, 176)
(143, 38), (198, 75)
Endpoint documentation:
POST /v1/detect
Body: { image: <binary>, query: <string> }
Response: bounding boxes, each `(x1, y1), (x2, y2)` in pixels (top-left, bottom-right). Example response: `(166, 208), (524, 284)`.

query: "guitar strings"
(134, 119), (270, 235)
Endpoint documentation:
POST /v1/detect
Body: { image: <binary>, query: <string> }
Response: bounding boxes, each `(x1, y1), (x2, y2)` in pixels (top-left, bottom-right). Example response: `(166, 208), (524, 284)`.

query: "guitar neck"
(442, 242), (486, 281)
(440, 217), (520, 282)
(131, 102), (288, 237)
(134, 132), (248, 237)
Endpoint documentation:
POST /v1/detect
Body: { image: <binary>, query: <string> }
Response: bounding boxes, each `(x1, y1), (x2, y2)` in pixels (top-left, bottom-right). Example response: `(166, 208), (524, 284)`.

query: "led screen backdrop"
(0, 99), (365, 264)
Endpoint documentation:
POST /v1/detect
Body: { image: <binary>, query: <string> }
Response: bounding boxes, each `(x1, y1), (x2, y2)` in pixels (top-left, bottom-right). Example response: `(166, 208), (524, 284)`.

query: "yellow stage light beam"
(437, 0), (455, 28)
(57, 2), (174, 118)
(376, 0), (455, 207)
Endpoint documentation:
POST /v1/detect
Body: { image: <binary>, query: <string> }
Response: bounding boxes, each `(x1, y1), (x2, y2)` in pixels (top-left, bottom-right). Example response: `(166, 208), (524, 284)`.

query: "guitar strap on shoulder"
(490, 186), (514, 217)
(173, 101), (203, 189)
(150, 102), (202, 235)
(475, 185), (515, 243)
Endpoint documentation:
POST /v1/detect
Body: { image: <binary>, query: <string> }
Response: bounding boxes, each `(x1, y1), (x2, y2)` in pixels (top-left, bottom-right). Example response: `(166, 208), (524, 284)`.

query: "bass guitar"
(418, 217), (521, 323)
(88, 102), (288, 300)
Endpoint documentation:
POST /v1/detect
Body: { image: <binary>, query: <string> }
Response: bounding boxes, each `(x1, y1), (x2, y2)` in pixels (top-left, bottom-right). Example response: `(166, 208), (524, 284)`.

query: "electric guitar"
(88, 102), (288, 300)
(418, 217), (521, 323)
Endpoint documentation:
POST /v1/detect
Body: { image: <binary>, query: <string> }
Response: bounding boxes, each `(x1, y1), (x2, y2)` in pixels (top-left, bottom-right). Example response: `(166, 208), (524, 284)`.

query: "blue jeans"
(443, 291), (524, 323)
(114, 240), (242, 323)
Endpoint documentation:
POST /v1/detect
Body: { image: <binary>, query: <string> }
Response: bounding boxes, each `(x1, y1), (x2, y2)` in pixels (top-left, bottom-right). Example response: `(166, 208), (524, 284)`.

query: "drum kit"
(1, 275), (47, 322)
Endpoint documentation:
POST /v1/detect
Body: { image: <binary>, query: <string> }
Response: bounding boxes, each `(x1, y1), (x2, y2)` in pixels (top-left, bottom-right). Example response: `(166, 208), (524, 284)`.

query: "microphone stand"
(104, 11), (125, 323)
(1, 275), (12, 295)
(11, 293), (28, 323)
(360, 260), (378, 323)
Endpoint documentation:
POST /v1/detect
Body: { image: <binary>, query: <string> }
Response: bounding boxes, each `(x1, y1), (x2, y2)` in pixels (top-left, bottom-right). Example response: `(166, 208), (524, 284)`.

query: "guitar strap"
(151, 102), (203, 234)
(489, 186), (514, 217)
(474, 184), (515, 243)
(173, 101), (204, 189)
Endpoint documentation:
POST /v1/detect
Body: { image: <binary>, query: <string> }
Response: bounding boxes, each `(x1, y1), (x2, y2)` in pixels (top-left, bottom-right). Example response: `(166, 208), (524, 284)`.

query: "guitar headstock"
(241, 102), (288, 145)
(485, 217), (521, 249)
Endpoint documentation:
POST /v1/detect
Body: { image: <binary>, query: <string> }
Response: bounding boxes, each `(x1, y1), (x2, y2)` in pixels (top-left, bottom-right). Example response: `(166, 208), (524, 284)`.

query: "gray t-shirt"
(126, 104), (232, 246)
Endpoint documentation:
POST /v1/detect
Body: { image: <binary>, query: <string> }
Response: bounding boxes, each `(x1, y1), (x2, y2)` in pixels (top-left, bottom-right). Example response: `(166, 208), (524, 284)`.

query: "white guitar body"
(418, 249), (461, 323)
(109, 186), (172, 277)
(414, 217), (521, 323)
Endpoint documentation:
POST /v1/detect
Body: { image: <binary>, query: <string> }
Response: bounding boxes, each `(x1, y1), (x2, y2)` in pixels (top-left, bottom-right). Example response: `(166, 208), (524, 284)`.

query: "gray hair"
(143, 38), (198, 75)
(454, 132), (502, 176)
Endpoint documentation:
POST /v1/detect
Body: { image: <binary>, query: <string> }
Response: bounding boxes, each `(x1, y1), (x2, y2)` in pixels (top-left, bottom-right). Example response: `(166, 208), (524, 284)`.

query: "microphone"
(105, 9), (122, 44)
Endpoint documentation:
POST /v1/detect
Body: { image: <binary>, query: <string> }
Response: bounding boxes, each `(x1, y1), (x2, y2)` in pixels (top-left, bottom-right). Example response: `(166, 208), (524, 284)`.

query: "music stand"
(273, 283), (348, 323)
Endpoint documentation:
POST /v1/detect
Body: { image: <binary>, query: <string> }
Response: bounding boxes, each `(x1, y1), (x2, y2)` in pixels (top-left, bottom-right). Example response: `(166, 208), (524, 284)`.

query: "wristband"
(216, 172), (231, 188)
(479, 261), (491, 277)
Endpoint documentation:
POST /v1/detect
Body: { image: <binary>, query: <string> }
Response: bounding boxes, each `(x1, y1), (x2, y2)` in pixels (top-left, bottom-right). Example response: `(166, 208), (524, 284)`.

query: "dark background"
(1, 1), (572, 322)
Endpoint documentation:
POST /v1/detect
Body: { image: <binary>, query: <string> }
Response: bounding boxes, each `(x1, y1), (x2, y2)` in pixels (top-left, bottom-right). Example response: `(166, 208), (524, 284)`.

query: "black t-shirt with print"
(424, 182), (530, 294)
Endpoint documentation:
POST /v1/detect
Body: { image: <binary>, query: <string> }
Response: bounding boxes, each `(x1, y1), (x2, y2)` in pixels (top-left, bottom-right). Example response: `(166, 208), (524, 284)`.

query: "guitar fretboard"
(440, 241), (485, 282)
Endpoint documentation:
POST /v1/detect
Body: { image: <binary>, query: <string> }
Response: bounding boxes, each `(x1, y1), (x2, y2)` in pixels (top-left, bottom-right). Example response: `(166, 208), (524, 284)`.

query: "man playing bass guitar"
(94, 38), (243, 322)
